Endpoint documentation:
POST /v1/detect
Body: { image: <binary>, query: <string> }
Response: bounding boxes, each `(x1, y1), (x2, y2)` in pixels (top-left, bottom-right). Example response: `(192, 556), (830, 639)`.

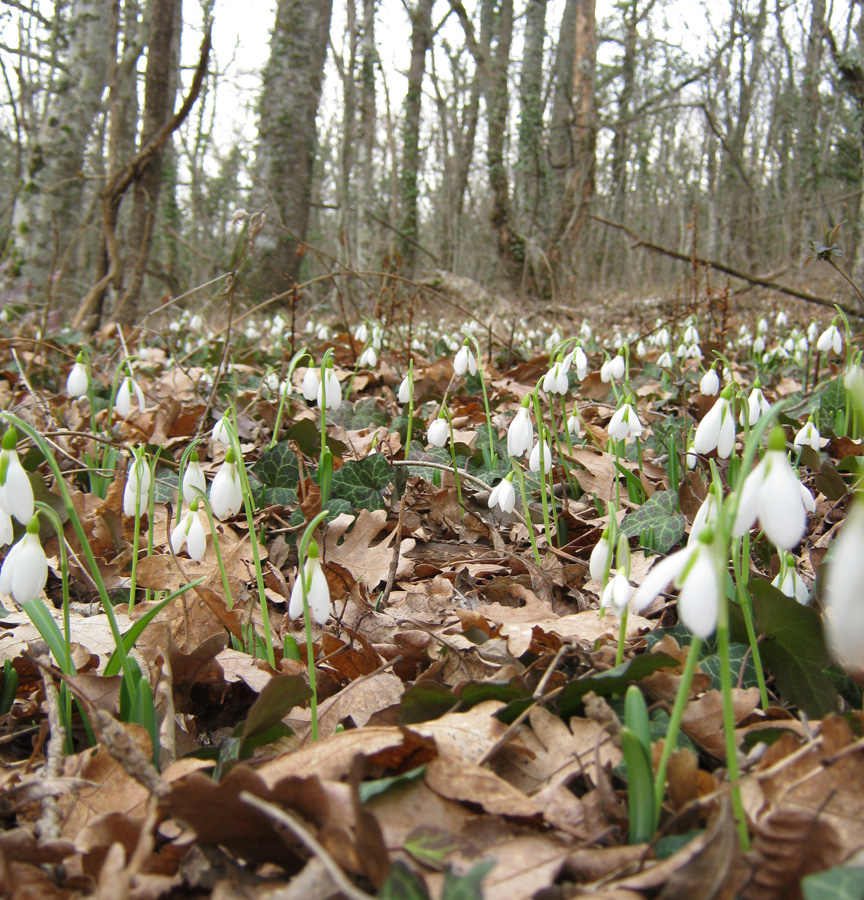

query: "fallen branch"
(590, 214), (863, 319)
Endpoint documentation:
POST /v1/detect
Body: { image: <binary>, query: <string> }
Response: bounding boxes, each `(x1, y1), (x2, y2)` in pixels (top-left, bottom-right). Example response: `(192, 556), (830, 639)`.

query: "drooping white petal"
(732, 461), (765, 538)
(0, 452), (34, 525)
(824, 502), (864, 672)
(529, 439), (551, 473)
(66, 362), (89, 398)
(600, 572), (632, 617)
(693, 398), (724, 455)
(507, 407), (533, 457)
(301, 368), (319, 402)
(633, 549), (692, 612)
(676, 548), (718, 638)
(210, 461), (242, 519)
(427, 418), (449, 447)
(758, 452), (806, 550)
(589, 535), (610, 583)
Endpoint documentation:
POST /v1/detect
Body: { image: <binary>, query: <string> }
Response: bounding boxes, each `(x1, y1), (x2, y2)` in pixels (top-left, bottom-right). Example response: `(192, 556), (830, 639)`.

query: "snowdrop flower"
(305, 320), (316, 335)
(757, 318), (769, 335)
(601, 571), (632, 617)
(398, 375), (412, 404)
(543, 356), (570, 395)
(572, 346), (589, 380)
(589, 527), (611, 582)
(170, 500), (206, 561)
(301, 367), (319, 402)
(488, 475), (516, 513)
(0, 507), (11, 548)
(740, 382), (771, 427)
(700, 366), (720, 397)
(732, 427), (807, 550)
(358, 346), (377, 368)
(453, 343), (477, 377)
(656, 327), (670, 347)
(823, 499), (864, 672)
(657, 351), (674, 369)
(683, 323), (700, 344)
(427, 415), (449, 447)
(689, 486), (719, 545)
(794, 419), (820, 452)
(210, 449), (243, 519)
(817, 322), (842, 355)
(580, 322), (593, 341)
(289, 541), (331, 624)
(123, 451), (151, 517)
(634, 530), (719, 638)
(211, 415), (232, 445)
(0, 429), (34, 525)
(686, 445), (698, 469)
(66, 355), (89, 399)
(567, 410), (581, 438)
(507, 401), (533, 457)
(693, 387), (736, 459)
(775, 310), (788, 328)
(529, 438), (552, 473)
(601, 352), (625, 383)
(182, 451), (207, 500)
(752, 336), (766, 355)
(316, 325), (329, 342)
(844, 361), (863, 392)
(608, 401), (643, 442)
(317, 365), (342, 410)
(354, 322), (369, 343)
(636, 341), (647, 357)
(0, 516), (48, 605)
(115, 375), (146, 418)
(771, 555), (809, 605)
(686, 343), (703, 362)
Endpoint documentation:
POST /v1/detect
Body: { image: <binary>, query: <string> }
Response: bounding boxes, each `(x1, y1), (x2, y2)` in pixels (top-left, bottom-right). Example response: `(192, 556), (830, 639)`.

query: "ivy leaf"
(331, 396), (388, 430)
(252, 441), (301, 490)
(801, 865), (864, 900)
(331, 452), (393, 510)
(619, 490), (686, 554)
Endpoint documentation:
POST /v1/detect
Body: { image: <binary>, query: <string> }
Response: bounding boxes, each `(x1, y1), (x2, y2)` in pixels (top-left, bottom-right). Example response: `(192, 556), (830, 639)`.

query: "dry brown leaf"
(681, 688), (761, 758)
(408, 700), (512, 763)
(425, 755), (540, 819)
(325, 509), (415, 589)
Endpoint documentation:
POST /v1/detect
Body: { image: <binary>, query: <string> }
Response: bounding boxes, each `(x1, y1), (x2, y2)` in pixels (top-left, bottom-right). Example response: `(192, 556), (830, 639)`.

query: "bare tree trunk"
(399, 0), (433, 275)
(356, 0), (377, 269)
(112, 0), (182, 325)
(252, 0), (333, 296)
(10, 0), (112, 301)
(517, 0), (547, 229)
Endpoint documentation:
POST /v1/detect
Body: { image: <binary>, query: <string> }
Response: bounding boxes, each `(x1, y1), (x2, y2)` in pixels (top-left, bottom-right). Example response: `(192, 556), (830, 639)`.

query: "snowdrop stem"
(510, 458), (542, 567)
(463, 332), (498, 469)
(271, 347), (309, 447)
(404, 360), (415, 459)
(615, 606), (629, 667)
(189, 486), (235, 611)
(531, 391), (555, 548)
(443, 409), (465, 517)
(732, 535), (770, 709)
(34, 503), (72, 675)
(145, 451), (161, 606)
(653, 636), (702, 826)
(297, 512), (328, 741)
(226, 415), (276, 667)
(558, 395), (575, 457)
(318, 349), (334, 493)
(128, 448), (147, 611)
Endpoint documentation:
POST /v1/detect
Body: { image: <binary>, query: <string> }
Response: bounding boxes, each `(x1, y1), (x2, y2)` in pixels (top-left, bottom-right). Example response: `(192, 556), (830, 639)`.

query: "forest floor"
(0, 285), (862, 900)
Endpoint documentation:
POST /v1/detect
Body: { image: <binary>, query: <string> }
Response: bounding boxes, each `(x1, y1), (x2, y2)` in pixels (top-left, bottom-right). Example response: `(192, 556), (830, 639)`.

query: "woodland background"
(2, 0), (864, 327)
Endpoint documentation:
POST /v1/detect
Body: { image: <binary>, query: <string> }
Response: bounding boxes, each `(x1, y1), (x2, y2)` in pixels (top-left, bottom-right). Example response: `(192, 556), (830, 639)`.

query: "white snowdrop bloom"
(675, 342), (688, 359)
(775, 310), (788, 328)
(689, 488), (719, 545)
(264, 372), (280, 393)
(732, 427), (807, 550)
(66, 360), (89, 398)
(823, 500), (864, 673)
(427, 417), (449, 447)
(115, 375), (146, 418)
(686, 445), (698, 469)
(601, 354), (625, 383)
(245, 323), (257, 341)
(572, 346), (589, 380)
(844, 363), (864, 392)
(580, 322), (593, 341)
(317, 368), (342, 410)
(567, 412), (581, 437)
(453, 344), (477, 377)
(636, 341), (647, 357)
(800, 481), (816, 514)
(542, 358), (569, 394)
(752, 336), (766, 355)
(170, 502), (207, 561)
(608, 402), (643, 442)
(700, 368), (720, 396)
(186, 313), (200, 331)
(0, 430), (34, 526)
(316, 325), (329, 342)
(687, 343), (703, 361)
(0, 508), (11, 548)
(739, 330), (753, 348)
(529, 439), (552, 473)
(634, 532), (719, 638)
(693, 389), (736, 459)
(656, 327), (670, 347)
(0, 517), (48, 605)
(771, 558), (809, 605)
(507, 405), (533, 457)
(398, 375), (412, 404)
(740, 385), (771, 427)
(123, 454), (151, 517)
(807, 321), (819, 343)
(797, 336), (809, 353)
(182, 454), (207, 500)
(488, 477), (516, 513)
(600, 571), (632, 617)
(784, 337), (795, 354)
(210, 451), (243, 520)
(683, 324), (700, 344)
(817, 324), (842, 355)
(657, 351), (674, 369)
(358, 346), (377, 368)
(354, 322), (369, 343)
(305, 320), (316, 334)
(212, 416), (232, 445)
(289, 543), (331, 624)
(301, 368), (319, 402)
(371, 324), (384, 350)
(757, 318), (769, 334)
(794, 420), (820, 451)
(589, 528), (611, 582)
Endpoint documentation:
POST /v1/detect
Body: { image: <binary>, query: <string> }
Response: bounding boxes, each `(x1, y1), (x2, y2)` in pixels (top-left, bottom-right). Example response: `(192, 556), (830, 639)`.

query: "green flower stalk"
(271, 347), (310, 447)
(461, 332), (498, 470)
(510, 457), (542, 567)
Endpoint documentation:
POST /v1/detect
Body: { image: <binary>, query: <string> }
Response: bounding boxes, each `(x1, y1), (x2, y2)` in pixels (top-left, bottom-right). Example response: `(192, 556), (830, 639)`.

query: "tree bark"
(517, 0), (547, 227)
(252, 0), (333, 297)
(356, 0), (377, 269)
(10, 0), (112, 301)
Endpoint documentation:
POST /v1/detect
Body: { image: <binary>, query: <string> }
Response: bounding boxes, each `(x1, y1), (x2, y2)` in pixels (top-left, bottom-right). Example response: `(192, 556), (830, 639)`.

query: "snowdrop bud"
(529, 439), (551, 474)
(66, 355), (89, 399)
(289, 540), (331, 624)
(683, 323), (700, 344)
(301, 367), (319, 402)
(427, 416), (449, 447)
(573, 345), (589, 380)
(608, 402), (643, 442)
(775, 310), (788, 328)
(488, 475), (516, 513)
(358, 346), (377, 368)
(210, 448), (243, 520)
(0, 428), (34, 525)
(757, 318), (769, 334)
(182, 451), (207, 499)
(317, 366), (342, 410)
(123, 451), (151, 517)
(817, 323), (842, 355)
(212, 415), (232, 445)
(693, 387), (736, 459)
(740, 381), (771, 427)
(115, 375), (146, 418)
(657, 351), (673, 369)
(686, 445), (698, 469)
(0, 515), (48, 605)
(636, 341), (646, 357)
(752, 336), (766, 355)
(700, 366), (720, 396)
(453, 343), (477, 377)
(589, 527), (611, 582)
(600, 572), (632, 617)
(398, 375), (412, 404)
(170, 500), (207, 561)
(507, 401), (533, 457)
(354, 322), (369, 343)
(793, 419), (820, 452)
(567, 411), (581, 438)
(771, 554), (809, 605)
